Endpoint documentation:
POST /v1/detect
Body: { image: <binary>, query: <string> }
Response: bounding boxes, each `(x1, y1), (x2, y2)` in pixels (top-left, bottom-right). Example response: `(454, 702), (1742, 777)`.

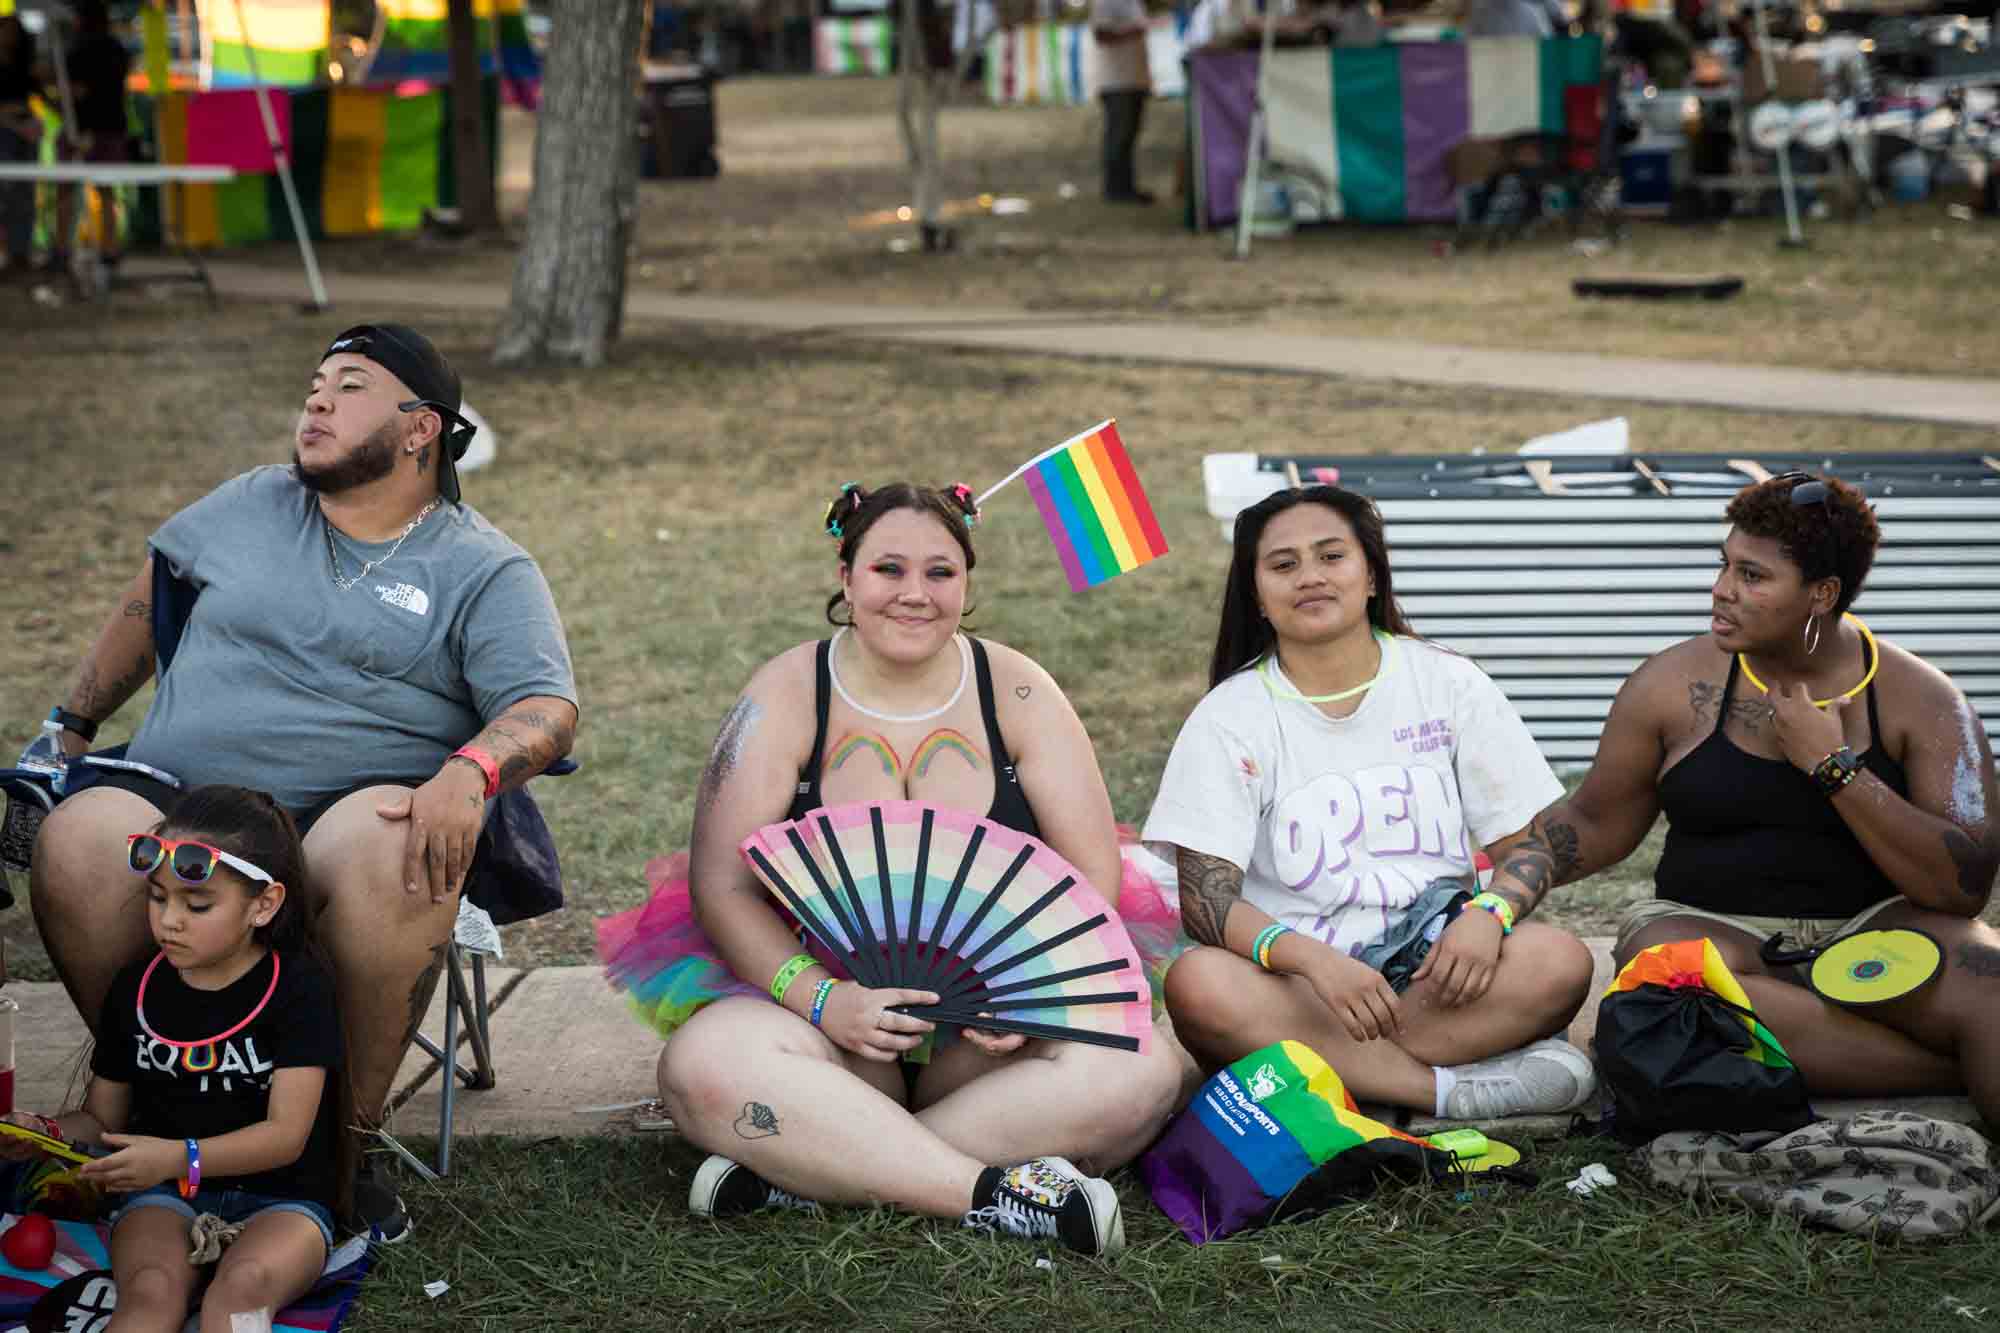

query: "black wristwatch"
(1810, 744), (1862, 798)
(49, 706), (98, 743)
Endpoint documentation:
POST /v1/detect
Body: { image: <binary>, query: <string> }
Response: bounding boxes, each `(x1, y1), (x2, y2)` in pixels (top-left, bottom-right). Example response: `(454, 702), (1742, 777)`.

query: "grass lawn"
(6, 300), (1989, 976)
(349, 1134), (2000, 1331)
(212, 74), (2000, 378)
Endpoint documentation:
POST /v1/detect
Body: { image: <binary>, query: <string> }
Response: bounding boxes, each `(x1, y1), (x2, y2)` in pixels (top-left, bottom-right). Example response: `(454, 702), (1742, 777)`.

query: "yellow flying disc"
(1809, 929), (1943, 1007)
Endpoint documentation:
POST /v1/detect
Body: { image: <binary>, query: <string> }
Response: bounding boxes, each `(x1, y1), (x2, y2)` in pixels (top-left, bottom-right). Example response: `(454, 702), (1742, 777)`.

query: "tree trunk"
(447, 0), (498, 232)
(495, 0), (646, 368)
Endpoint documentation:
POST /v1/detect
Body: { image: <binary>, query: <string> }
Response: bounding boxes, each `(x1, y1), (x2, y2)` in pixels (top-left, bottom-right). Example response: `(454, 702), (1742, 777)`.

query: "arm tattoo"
(1490, 815), (1584, 921)
(1689, 680), (1769, 735)
(734, 1101), (780, 1139)
(1177, 848), (1244, 949)
(470, 706), (575, 792)
(121, 599), (150, 619)
(1943, 827), (1999, 905)
(697, 697), (762, 815)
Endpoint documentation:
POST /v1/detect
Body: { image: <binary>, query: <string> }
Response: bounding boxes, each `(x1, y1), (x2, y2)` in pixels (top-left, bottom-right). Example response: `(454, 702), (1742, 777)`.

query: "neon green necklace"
(1258, 631), (1396, 705)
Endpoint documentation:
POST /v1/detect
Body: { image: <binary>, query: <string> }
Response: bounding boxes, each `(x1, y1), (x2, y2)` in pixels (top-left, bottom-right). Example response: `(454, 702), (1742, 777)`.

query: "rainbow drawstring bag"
(1141, 1040), (1449, 1244)
(1595, 937), (1814, 1144)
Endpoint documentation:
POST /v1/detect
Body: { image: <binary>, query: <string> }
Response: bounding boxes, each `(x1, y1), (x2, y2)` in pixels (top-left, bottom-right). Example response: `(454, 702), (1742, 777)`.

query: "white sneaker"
(963, 1156), (1125, 1257)
(1443, 1038), (1597, 1121)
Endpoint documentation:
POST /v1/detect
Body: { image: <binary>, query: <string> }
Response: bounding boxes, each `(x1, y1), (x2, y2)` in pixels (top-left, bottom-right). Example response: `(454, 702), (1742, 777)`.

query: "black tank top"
(1653, 654), (1908, 918)
(786, 637), (1042, 838)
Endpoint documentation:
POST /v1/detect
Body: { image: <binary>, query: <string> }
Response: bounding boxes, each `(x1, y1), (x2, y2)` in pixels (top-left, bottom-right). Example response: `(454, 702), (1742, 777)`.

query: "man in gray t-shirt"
(31, 323), (578, 1237)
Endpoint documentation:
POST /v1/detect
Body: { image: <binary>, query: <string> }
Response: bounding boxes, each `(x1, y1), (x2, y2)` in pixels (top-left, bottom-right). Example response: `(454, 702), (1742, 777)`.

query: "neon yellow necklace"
(1737, 612), (1879, 708)
(1259, 631), (1396, 705)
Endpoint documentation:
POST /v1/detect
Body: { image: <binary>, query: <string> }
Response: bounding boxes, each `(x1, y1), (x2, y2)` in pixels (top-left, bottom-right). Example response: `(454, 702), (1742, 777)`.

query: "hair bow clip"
(824, 482), (864, 541)
(948, 483), (980, 529)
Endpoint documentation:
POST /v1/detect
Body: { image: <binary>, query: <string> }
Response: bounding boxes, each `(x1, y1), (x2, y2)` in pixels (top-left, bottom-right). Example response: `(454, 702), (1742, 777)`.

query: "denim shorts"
(111, 1184), (336, 1255)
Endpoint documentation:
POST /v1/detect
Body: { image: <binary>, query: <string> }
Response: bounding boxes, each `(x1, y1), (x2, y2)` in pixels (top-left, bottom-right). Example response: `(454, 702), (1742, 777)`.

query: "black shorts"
(73, 765), (421, 837)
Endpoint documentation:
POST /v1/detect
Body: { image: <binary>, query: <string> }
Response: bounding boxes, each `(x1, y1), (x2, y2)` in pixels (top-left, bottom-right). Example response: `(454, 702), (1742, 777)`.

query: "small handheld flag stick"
(979, 420), (1168, 592)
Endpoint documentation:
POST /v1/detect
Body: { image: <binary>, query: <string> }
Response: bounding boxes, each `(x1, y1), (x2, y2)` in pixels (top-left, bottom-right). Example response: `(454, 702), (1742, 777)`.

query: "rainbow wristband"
(1251, 924), (1294, 970)
(1469, 892), (1516, 935)
(808, 979), (837, 1028)
(179, 1138), (201, 1200)
(769, 953), (817, 1006)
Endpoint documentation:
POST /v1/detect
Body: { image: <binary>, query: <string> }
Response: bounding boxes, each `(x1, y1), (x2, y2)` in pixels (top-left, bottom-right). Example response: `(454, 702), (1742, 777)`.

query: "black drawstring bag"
(1594, 938), (1815, 1145)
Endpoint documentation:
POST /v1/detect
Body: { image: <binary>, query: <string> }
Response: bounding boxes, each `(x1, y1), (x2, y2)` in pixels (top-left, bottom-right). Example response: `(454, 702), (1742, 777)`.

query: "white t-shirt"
(1143, 635), (1562, 956)
(1091, 0), (1152, 93)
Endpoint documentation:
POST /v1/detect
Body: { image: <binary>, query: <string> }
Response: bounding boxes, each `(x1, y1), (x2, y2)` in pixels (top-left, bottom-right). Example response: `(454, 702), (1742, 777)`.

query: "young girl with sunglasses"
(3, 785), (347, 1332)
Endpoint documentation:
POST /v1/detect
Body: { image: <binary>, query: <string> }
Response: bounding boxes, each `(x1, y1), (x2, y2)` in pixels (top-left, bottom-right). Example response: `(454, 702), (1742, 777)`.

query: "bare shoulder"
(1622, 635), (1725, 725)
(1871, 636), (1984, 748)
(726, 641), (821, 747)
(976, 637), (1066, 711)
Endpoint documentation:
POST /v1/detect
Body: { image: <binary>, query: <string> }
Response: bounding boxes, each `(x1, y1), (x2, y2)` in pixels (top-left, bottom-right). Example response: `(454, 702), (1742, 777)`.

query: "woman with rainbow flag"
(597, 482), (1188, 1258)
(1147, 484), (1601, 1120)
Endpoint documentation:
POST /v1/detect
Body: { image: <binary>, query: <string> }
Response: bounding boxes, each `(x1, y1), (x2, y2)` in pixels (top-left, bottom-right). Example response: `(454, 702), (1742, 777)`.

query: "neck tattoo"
(828, 626), (972, 725)
(325, 497), (442, 592)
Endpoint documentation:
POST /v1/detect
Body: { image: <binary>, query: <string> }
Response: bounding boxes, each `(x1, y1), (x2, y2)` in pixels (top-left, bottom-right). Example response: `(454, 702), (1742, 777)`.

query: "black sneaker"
(964, 1156), (1124, 1257)
(351, 1165), (413, 1245)
(688, 1154), (820, 1218)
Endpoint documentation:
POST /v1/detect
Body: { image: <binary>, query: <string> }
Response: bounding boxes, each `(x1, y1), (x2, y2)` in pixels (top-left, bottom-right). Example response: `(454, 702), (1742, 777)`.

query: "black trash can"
(639, 64), (720, 179)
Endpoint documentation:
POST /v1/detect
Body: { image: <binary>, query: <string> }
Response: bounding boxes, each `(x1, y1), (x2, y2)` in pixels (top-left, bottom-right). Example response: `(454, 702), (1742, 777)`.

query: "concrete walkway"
(10, 938), (1978, 1152)
(203, 261), (2000, 429)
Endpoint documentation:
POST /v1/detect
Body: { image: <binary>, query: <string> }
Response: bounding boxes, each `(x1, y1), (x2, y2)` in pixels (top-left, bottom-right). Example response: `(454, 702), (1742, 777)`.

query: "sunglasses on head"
(1774, 470), (1841, 578)
(127, 834), (275, 887)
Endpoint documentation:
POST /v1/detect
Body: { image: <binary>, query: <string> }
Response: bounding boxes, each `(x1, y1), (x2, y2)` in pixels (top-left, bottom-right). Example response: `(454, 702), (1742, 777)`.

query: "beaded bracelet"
(179, 1139), (201, 1201)
(1468, 892), (1516, 935)
(769, 953), (817, 1005)
(1811, 745), (1862, 798)
(808, 979), (838, 1028)
(1251, 923), (1294, 970)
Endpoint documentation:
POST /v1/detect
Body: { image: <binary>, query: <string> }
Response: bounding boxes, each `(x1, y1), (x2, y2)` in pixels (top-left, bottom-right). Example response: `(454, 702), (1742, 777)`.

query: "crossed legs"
(1165, 923), (1595, 1108)
(30, 783), (456, 1127)
(1617, 909), (1992, 1117)
(657, 997), (1186, 1216)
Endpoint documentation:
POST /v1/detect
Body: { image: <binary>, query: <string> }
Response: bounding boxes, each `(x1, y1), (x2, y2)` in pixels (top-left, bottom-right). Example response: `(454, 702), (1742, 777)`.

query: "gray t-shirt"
(127, 466), (576, 815)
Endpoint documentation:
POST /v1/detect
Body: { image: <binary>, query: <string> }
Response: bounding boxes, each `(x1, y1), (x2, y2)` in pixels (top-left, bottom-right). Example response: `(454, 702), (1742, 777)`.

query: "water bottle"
(1, 719), (68, 876)
(17, 718), (70, 791)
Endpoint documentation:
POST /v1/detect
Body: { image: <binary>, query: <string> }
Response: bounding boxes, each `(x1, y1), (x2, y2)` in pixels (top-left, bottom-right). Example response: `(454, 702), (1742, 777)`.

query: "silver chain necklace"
(324, 498), (442, 592)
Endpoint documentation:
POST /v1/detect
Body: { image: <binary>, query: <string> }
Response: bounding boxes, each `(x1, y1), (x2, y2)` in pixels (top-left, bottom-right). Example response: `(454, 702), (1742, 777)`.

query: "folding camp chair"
(0, 559), (572, 1180)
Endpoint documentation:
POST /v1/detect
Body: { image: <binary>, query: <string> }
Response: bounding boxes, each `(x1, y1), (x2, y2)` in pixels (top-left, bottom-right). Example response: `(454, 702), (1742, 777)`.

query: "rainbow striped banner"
(982, 420), (1168, 592)
(198, 0), (330, 90)
(367, 0), (541, 94)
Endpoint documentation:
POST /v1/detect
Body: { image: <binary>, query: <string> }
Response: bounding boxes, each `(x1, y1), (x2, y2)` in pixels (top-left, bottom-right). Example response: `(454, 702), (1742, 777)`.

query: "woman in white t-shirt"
(1144, 485), (1598, 1120)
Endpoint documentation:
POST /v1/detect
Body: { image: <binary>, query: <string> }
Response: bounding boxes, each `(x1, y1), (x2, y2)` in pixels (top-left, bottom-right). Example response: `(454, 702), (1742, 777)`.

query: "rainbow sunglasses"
(127, 834), (274, 887)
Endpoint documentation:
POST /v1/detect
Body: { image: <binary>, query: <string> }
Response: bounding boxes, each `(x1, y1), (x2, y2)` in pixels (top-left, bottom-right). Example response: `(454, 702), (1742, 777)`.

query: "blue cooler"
(1620, 145), (1675, 210)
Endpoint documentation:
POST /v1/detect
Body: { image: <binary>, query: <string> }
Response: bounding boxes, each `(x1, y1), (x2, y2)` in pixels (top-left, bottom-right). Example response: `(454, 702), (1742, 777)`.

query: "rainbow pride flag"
(1141, 1040), (1446, 1243)
(198, 0), (331, 90)
(984, 420), (1168, 592)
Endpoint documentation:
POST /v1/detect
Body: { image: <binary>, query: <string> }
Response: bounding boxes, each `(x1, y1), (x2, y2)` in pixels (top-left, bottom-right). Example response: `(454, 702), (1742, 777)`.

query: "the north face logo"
(375, 582), (431, 617)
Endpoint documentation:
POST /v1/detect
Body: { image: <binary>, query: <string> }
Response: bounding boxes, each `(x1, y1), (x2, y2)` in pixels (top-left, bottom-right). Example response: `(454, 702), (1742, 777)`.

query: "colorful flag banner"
(1187, 35), (1603, 227)
(980, 420), (1168, 592)
(366, 0), (541, 97)
(138, 78), (492, 247)
(198, 0), (331, 90)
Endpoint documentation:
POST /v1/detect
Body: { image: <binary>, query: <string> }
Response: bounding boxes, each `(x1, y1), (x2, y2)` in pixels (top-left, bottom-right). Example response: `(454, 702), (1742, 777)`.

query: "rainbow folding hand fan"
(739, 801), (1153, 1053)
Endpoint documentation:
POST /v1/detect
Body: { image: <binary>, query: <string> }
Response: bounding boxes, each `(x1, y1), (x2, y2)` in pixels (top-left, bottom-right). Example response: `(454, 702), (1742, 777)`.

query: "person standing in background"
(0, 16), (39, 275)
(1091, 0), (1153, 203)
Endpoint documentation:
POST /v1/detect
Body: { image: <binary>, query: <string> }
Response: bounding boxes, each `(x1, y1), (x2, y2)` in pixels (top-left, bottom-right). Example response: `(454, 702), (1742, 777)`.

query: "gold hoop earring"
(1803, 614), (1822, 655)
